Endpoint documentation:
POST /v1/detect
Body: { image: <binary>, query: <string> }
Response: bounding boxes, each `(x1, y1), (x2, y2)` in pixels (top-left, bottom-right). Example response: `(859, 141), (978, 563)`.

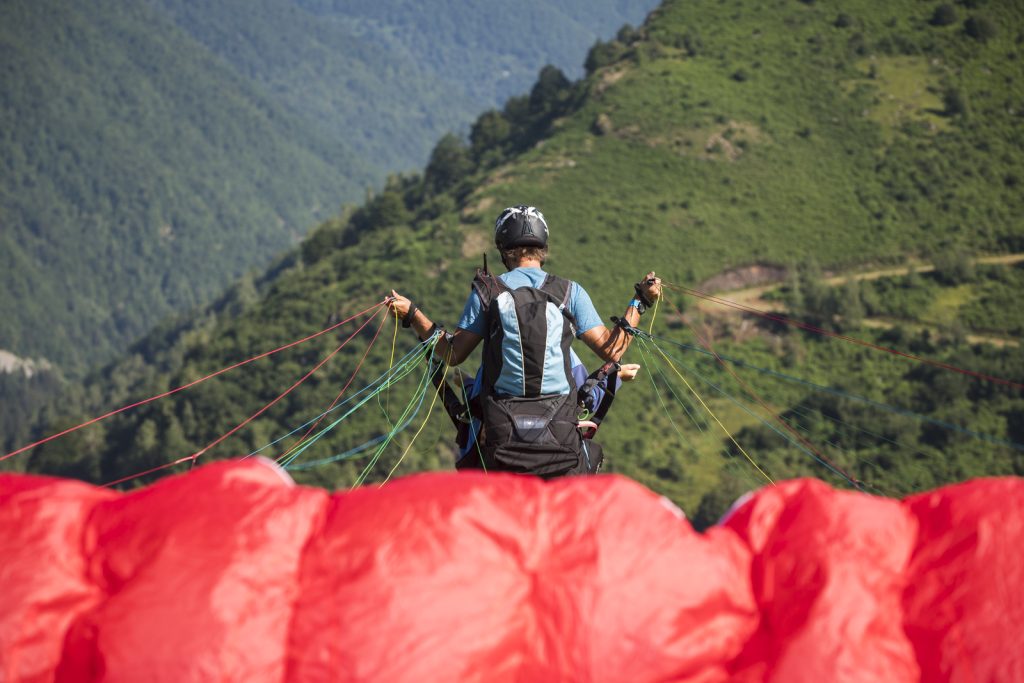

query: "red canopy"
(1, 460), (1021, 682)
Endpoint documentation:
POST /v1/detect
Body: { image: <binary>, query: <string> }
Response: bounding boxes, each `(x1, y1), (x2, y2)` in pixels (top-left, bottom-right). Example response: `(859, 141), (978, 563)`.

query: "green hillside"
(0, 0), (374, 372)
(0, 0), (658, 377)
(13, 0), (1024, 520)
(152, 0), (662, 174)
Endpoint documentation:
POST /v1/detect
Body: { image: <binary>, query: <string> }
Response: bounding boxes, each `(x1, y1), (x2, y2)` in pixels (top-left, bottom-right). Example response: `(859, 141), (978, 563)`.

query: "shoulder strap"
(471, 268), (509, 310)
(538, 274), (573, 310)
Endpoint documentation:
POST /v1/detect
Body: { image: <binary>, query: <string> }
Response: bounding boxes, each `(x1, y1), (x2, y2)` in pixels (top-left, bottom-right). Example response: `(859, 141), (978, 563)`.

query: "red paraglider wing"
(1, 461), (1022, 682)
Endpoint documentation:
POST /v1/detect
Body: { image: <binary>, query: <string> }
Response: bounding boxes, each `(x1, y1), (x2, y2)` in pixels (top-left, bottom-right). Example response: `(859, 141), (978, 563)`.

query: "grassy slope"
(16, 0), (1024, 515)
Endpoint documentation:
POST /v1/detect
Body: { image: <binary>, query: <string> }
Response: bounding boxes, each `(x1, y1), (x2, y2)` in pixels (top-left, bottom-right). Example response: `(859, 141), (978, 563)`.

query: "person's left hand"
(619, 363), (641, 382)
(385, 290), (412, 318)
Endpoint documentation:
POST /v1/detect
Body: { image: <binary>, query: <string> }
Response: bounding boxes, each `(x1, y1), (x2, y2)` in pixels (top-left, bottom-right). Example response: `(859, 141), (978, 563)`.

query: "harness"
(468, 268), (588, 478)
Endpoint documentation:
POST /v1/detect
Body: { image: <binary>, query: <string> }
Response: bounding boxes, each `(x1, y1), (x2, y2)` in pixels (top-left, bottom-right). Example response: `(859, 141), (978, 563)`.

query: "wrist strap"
(628, 298), (647, 315)
(402, 303), (419, 328)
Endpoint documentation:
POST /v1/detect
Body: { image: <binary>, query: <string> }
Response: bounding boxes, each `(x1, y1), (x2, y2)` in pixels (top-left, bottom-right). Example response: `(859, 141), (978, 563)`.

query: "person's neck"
(509, 258), (543, 270)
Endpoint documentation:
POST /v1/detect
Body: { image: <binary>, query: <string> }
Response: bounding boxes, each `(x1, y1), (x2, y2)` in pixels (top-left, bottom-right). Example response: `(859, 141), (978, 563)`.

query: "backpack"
(470, 269), (588, 478)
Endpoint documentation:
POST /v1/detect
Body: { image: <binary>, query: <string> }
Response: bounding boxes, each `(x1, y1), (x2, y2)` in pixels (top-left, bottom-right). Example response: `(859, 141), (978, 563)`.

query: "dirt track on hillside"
(685, 253), (1023, 348)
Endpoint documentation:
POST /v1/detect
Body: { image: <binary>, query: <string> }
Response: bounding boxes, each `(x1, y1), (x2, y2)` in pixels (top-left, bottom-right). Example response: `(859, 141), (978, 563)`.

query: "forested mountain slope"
(0, 0), (658, 378)
(151, 0), (662, 174)
(12, 0), (1024, 520)
(0, 0), (373, 373)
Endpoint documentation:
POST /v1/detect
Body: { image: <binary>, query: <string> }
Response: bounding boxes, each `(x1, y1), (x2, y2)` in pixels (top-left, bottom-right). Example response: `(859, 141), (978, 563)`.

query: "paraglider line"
(656, 344), (866, 488)
(274, 310), (389, 461)
(287, 365), (432, 470)
(187, 306), (385, 468)
(380, 358), (450, 486)
(353, 340), (439, 487)
(103, 455), (194, 488)
(786, 403), (935, 468)
(649, 333), (1024, 454)
(647, 295), (660, 335)
(663, 294), (861, 490)
(243, 338), (433, 460)
(456, 367), (487, 473)
(645, 340), (775, 485)
(279, 338), (436, 468)
(1, 301), (385, 463)
(661, 281), (1024, 391)
(635, 340), (704, 459)
(381, 307), (400, 426)
(646, 339), (825, 479)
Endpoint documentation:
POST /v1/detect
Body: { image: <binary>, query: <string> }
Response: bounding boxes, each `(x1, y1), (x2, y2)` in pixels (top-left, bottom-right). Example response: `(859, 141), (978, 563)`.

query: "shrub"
(584, 39), (626, 73)
(423, 134), (472, 196)
(470, 110), (510, 160)
(932, 250), (977, 285)
(616, 24), (641, 45)
(964, 16), (997, 42)
(529, 65), (571, 116)
(930, 5), (957, 27)
(679, 31), (704, 56)
(592, 113), (614, 136)
(943, 88), (968, 116)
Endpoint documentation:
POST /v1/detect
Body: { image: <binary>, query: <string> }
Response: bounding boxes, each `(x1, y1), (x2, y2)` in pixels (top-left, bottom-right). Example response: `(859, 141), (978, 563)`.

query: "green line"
(353, 341), (438, 487)
(636, 339), (703, 460)
(280, 342), (432, 468)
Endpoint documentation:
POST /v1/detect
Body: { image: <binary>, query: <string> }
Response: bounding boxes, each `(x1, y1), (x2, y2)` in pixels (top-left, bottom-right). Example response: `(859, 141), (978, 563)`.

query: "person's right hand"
(637, 271), (662, 303)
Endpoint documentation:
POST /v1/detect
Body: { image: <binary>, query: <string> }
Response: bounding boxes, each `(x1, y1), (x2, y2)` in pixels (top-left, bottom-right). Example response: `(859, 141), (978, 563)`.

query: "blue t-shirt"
(456, 267), (602, 337)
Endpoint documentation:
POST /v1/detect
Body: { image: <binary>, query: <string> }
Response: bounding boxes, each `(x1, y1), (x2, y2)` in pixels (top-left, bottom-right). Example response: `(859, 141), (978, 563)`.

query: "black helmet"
(494, 205), (549, 250)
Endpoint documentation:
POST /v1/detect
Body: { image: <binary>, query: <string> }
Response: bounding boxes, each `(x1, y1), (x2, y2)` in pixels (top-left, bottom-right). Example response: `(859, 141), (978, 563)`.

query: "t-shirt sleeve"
(457, 289), (486, 336)
(570, 282), (603, 337)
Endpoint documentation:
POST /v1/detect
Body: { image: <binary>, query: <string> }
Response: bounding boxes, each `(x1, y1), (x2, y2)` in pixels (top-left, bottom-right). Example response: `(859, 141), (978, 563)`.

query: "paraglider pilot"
(387, 205), (660, 477)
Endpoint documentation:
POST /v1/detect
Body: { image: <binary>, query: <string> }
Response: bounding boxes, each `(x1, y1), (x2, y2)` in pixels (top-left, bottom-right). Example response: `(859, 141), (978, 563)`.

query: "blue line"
(287, 382), (430, 470)
(278, 344), (432, 467)
(243, 337), (434, 459)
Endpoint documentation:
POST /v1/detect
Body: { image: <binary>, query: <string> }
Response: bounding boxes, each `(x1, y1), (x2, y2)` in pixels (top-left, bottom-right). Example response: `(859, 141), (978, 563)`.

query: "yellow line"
(647, 340), (775, 485)
(647, 295), (660, 335)
(385, 307), (399, 420)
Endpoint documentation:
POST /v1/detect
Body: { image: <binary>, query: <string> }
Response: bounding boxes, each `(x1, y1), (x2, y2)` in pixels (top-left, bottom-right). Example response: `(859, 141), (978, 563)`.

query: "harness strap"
(538, 273), (573, 310)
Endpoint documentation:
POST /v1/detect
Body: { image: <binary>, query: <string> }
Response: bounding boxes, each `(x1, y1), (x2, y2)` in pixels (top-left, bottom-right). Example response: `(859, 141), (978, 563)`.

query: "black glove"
(633, 281), (655, 310)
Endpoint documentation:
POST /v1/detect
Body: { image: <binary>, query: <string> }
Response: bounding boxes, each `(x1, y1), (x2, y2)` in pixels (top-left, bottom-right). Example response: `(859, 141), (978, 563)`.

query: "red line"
(102, 456), (193, 488)
(272, 310), (390, 462)
(1, 301), (385, 463)
(664, 282), (1024, 391)
(662, 294), (861, 488)
(187, 307), (384, 468)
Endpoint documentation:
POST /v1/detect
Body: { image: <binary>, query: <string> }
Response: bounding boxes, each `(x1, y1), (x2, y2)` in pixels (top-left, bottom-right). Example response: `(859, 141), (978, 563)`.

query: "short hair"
(501, 246), (548, 266)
